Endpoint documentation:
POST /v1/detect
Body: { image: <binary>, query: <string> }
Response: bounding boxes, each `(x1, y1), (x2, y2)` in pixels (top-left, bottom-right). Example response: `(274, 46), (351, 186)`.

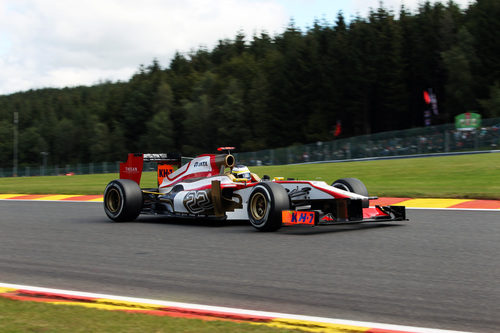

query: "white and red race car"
(103, 148), (407, 231)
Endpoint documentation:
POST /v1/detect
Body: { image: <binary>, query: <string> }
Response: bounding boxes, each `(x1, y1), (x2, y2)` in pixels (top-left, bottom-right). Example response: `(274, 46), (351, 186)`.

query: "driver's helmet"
(232, 165), (251, 180)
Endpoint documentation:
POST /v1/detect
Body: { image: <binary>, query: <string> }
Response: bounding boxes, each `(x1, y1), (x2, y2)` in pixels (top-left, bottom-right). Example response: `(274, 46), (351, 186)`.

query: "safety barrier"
(1, 118), (499, 176)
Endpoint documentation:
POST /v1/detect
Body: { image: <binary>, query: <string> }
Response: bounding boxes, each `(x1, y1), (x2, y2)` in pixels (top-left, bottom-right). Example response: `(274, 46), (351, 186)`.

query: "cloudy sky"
(0, 0), (472, 95)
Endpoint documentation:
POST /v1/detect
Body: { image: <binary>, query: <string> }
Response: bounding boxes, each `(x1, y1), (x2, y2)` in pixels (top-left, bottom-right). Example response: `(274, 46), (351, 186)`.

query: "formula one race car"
(103, 148), (407, 231)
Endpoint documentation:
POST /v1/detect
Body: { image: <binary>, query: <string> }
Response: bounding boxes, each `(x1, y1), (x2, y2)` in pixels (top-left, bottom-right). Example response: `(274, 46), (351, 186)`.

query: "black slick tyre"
(331, 177), (369, 208)
(104, 179), (143, 222)
(247, 182), (290, 232)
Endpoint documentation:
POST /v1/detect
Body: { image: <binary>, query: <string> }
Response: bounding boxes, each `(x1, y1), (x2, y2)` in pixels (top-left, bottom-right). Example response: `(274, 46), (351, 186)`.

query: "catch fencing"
(234, 118), (500, 166)
(1, 118), (499, 177)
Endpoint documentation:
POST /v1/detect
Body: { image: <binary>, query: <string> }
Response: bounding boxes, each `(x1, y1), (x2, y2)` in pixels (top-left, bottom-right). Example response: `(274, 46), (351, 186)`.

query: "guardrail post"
(445, 131), (450, 152)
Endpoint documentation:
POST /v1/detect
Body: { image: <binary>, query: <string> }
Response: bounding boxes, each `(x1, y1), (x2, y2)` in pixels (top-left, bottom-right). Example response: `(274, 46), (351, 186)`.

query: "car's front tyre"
(331, 177), (369, 208)
(104, 179), (143, 222)
(247, 182), (290, 232)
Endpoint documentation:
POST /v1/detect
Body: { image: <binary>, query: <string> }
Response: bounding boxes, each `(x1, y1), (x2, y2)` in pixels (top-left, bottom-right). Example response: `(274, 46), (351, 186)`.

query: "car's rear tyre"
(247, 182), (290, 232)
(331, 177), (369, 208)
(104, 179), (143, 222)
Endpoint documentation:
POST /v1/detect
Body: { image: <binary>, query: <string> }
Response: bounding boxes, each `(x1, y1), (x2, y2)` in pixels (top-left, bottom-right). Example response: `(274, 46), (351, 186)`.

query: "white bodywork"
(156, 159), (367, 220)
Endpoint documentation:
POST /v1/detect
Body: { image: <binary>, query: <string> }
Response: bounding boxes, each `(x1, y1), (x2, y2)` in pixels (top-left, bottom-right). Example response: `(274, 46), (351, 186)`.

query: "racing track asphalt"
(0, 201), (498, 332)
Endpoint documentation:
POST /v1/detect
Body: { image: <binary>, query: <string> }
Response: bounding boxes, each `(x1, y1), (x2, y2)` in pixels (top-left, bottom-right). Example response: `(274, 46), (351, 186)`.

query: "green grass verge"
(255, 153), (500, 200)
(0, 297), (301, 333)
(0, 153), (499, 199)
(0, 172), (150, 195)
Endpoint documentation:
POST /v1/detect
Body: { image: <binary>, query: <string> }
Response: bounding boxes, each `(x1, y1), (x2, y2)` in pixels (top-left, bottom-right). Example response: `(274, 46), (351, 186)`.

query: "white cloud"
(350, 0), (473, 17)
(0, 0), (288, 95)
(0, 0), (476, 95)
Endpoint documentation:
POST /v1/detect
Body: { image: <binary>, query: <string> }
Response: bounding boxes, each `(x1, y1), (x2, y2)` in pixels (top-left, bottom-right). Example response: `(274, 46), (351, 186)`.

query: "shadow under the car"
(278, 223), (403, 235)
(134, 215), (249, 228)
(127, 216), (403, 234)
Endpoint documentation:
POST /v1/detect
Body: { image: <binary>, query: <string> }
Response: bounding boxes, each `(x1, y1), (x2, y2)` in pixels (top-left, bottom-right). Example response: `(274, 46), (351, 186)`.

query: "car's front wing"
(282, 204), (407, 226)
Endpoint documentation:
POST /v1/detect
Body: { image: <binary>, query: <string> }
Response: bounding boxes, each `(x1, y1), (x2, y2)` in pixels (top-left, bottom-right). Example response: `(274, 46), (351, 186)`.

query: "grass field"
(0, 297), (300, 333)
(0, 153), (499, 199)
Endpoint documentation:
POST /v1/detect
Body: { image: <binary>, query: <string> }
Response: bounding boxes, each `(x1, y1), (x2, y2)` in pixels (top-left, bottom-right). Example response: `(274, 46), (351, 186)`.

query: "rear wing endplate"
(119, 153), (182, 185)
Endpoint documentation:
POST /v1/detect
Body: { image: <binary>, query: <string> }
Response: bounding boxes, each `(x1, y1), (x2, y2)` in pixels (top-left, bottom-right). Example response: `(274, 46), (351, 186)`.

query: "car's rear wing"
(119, 153), (182, 186)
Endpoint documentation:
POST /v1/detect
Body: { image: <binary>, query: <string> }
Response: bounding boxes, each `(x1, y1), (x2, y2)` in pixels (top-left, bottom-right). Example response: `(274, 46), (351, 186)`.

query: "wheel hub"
(106, 188), (121, 213)
(250, 192), (267, 220)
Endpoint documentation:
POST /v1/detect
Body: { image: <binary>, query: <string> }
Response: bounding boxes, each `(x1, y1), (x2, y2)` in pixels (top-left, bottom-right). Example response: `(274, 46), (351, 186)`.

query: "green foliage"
(0, 120), (13, 163)
(479, 82), (500, 117)
(1, 0), (499, 168)
(441, 27), (478, 115)
(466, 0), (500, 94)
(140, 82), (175, 151)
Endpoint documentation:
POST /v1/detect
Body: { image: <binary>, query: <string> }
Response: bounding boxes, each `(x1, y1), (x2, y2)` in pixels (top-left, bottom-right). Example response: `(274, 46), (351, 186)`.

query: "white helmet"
(232, 165), (251, 180)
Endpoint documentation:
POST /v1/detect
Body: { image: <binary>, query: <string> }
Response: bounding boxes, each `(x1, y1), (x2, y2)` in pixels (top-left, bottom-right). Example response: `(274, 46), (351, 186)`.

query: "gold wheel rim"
(106, 188), (121, 213)
(250, 192), (267, 220)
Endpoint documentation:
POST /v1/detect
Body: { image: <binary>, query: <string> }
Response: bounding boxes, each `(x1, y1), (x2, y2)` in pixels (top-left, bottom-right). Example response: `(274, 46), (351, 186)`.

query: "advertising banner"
(455, 112), (481, 130)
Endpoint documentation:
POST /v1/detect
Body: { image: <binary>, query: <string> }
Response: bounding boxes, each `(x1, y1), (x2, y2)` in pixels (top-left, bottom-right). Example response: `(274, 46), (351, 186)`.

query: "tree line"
(1, 0), (499, 168)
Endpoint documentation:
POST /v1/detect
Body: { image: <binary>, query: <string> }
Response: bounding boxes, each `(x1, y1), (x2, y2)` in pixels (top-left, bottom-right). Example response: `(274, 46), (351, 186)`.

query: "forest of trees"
(1, 0), (500, 168)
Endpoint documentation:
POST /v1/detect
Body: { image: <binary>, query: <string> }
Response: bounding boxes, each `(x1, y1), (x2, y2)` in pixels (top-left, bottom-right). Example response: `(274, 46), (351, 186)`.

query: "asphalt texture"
(0, 201), (499, 332)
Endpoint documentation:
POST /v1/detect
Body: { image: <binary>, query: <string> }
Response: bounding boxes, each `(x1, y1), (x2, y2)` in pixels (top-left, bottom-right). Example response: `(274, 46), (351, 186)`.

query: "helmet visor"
(236, 172), (251, 180)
